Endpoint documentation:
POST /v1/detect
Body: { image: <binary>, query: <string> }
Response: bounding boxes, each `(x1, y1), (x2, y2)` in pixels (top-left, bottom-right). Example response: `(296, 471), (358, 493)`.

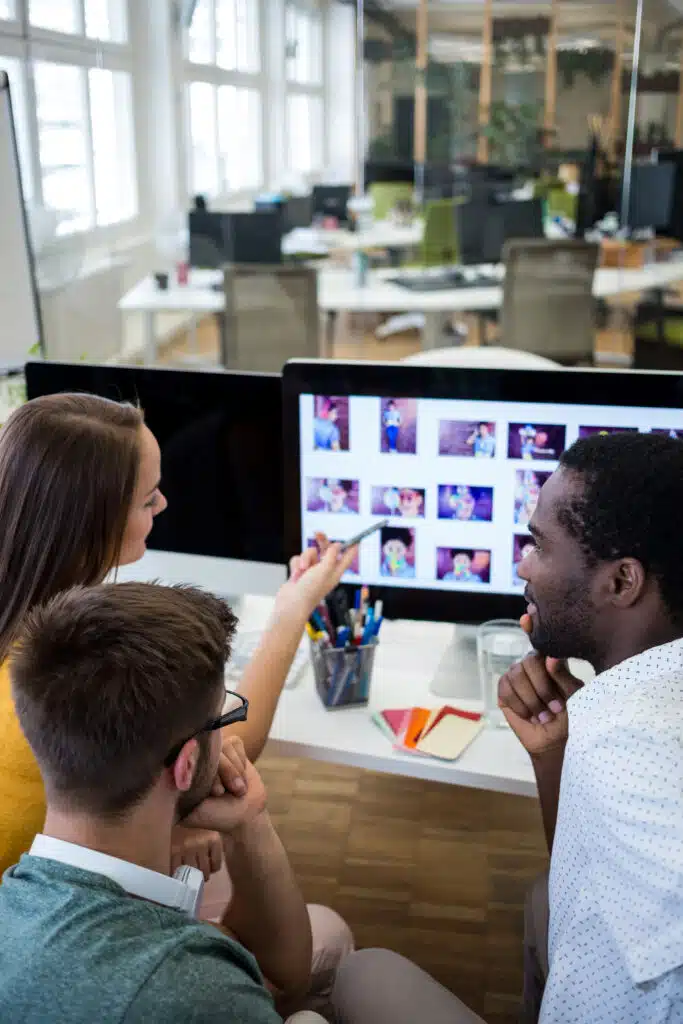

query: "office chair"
(499, 240), (599, 364)
(221, 264), (319, 373)
(369, 182), (414, 222)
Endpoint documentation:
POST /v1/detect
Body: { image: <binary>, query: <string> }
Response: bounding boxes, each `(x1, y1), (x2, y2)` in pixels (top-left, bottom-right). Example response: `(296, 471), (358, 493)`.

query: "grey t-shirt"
(0, 855), (282, 1023)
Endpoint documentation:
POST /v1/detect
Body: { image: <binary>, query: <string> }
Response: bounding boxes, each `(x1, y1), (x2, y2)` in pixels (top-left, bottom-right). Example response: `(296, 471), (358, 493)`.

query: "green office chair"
(369, 182), (414, 222)
(546, 187), (578, 223)
(417, 198), (460, 267)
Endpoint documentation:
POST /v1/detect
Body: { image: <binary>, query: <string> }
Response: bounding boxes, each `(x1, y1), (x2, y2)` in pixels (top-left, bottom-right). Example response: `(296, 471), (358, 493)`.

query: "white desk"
(119, 260), (683, 363)
(285, 219), (423, 256)
(116, 550), (536, 798)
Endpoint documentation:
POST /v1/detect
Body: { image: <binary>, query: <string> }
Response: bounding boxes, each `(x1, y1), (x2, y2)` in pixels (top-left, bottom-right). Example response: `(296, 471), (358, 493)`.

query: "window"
(188, 81), (219, 196)
(34, 61), (91, 232)
(188, 0), (259, 72)
(218, 85), (261, 190)
(187, 80), (262, 196)
(185, 0), (262, 197)
(287, 93), (323, 176)
(34, 61), (137, 233)
(285, 1), (324, 176)
(29, 0), (127, 40)
(0, 0), (16, 19)
(286, 2), (322, 86)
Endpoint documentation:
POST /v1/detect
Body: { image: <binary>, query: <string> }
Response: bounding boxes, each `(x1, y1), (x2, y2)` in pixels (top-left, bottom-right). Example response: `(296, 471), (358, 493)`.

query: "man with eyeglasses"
(0, 581), (331, 1023)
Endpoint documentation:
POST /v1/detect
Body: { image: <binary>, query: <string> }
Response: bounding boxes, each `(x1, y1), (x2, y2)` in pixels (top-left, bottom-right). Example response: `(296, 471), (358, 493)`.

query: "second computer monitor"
(189, 210), (283, 268)
(312, 185), (351, 225)
(625, 163), (676, 232)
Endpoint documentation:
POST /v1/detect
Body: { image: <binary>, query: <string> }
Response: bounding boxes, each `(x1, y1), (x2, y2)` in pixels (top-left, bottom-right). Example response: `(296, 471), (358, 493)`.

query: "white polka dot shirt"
(541, 637), (683, 1024)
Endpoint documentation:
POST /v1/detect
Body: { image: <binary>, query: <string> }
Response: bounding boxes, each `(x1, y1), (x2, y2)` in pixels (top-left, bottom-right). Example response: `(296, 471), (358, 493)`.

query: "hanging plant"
(557, 48), (614, 89)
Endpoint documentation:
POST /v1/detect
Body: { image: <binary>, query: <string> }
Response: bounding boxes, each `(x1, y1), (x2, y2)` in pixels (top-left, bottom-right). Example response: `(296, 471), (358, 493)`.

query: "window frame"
(183, 0), (266, 202)
(0, 0), (139, 247)
(284, 0), (325, 180)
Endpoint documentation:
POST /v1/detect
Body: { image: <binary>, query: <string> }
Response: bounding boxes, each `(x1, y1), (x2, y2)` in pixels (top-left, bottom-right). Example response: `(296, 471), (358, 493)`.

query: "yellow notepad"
(416, 711), (485, 761)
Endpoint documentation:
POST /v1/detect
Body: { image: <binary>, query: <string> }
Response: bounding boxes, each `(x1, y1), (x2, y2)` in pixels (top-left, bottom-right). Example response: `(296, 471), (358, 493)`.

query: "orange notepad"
(394, 707), (430, 752)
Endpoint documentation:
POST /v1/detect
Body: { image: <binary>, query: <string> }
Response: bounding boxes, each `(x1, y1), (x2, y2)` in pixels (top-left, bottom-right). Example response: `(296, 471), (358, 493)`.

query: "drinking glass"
(477, 619), (532, 728)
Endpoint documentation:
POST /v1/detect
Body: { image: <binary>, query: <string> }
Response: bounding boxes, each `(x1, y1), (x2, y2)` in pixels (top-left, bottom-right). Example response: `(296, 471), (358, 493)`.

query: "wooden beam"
(414, 0), (428, 169)
(477, 0), (493, 163)
(609, 1), (624, 158)
(544, 0), (558, 145)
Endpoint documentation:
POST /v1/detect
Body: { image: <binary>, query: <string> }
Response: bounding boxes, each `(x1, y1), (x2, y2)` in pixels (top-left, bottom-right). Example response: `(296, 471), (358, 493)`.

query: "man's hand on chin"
(183, 752), (268, 837)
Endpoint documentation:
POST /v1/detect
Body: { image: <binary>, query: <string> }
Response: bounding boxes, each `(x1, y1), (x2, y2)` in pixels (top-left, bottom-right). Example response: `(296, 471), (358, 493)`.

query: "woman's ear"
(172, 738), (199, 793)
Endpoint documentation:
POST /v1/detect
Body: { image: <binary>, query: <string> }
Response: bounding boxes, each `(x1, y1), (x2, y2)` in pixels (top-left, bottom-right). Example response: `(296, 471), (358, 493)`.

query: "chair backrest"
(420, 198), (459, 267)
(500, 239), (599, 363)
(546, 187), (578, 222)
(221, 264), (319, 373)
(369, 182), (414, 222)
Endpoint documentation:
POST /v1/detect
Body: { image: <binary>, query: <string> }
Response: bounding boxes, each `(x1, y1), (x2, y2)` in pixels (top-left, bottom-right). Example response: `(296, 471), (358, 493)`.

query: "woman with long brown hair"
(0, 393), (355, 1010)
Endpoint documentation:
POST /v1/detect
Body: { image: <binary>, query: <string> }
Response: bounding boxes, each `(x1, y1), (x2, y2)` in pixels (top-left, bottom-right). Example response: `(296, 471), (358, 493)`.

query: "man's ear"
(171, 738), (199, 793)
(607, 557), (647, 609)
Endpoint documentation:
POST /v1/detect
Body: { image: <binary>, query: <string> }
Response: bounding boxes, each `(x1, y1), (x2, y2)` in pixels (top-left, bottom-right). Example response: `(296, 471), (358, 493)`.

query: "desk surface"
(119, 260), (683, 317)
(116, 551), (536, 798)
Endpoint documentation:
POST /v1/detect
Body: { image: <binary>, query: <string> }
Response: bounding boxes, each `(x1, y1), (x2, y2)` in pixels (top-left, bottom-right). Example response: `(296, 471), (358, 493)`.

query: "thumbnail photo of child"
(437, 548), (491, 585)
(371, 485), (426, 519)
(438, 420), (496, 458)
(313, 395), (349, 451)
(513, 470), (551, 527)
(380, 399), (417, 454)
(437, 484), (493, 522)
(308, 536), (360, 575)
(578, 426), (638, 440)
(380, 526), (416, 578)
(507, 424), (566, 462)
(513, 535), (535, 585)
(306, 478), (359, 514)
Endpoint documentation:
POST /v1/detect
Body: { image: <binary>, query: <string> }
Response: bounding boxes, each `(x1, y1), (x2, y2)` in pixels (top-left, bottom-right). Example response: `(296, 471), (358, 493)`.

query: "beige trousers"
(201, 864), (354, 1020)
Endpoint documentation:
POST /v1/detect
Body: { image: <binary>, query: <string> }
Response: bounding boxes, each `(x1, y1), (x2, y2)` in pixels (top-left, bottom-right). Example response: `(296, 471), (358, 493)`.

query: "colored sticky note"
(416, 712), (484, 761)
(397, 707), (431, 751)
(421, 705), (481, 740)
(381, 708), (412, 736)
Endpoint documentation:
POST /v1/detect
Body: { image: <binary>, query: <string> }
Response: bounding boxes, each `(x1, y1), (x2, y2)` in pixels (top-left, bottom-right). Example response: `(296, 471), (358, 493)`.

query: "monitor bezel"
(283, 359), (683, 624)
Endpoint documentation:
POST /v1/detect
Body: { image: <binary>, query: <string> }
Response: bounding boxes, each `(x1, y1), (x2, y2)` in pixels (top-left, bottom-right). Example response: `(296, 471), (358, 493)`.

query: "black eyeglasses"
(164, 689), (249, 767)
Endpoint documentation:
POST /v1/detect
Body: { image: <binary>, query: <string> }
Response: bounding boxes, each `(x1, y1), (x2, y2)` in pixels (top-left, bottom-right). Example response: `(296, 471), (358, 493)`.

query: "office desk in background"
(119, 260), (683, 362)
(115, 550), (536, 798)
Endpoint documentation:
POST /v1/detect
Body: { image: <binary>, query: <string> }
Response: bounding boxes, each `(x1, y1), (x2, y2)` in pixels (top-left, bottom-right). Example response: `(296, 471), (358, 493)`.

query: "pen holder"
(310, 639), (378, 709)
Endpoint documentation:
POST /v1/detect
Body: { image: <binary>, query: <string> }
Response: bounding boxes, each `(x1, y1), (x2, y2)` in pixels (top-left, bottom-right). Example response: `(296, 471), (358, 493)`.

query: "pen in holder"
(310, 638), (378, 709)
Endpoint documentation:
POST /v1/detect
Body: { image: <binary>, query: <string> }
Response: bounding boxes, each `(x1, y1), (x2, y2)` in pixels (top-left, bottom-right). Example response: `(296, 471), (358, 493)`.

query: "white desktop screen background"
(299, 393), (683, 596)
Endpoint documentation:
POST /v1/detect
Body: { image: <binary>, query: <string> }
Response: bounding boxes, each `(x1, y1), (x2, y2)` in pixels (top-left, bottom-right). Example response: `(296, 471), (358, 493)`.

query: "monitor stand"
(429, 624), (481, 702)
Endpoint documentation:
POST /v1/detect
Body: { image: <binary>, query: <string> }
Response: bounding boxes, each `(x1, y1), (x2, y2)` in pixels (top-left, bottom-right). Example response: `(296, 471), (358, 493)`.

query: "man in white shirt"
(498, 431), (683, 1024)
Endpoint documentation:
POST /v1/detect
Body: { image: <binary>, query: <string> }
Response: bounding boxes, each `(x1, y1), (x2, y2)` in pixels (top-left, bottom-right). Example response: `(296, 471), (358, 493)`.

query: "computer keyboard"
(389, 270), (501, 292)
(225, 631), (310, 692)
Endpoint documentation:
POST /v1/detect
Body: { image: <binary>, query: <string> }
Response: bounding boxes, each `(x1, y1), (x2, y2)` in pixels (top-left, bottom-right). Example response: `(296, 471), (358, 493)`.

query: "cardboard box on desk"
(600, 238), (680, 269)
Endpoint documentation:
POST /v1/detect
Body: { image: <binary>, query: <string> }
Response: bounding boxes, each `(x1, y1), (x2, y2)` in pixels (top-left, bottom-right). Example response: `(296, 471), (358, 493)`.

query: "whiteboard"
(0, 72), (42, 371)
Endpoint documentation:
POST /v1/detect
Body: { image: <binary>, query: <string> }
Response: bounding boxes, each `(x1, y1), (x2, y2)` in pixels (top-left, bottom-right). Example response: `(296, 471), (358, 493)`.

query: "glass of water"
(477, 619), (532, 728)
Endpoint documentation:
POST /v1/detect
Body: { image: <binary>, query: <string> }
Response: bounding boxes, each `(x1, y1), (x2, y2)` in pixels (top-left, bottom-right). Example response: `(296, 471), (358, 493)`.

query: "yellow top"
(0, 660), (46, 877)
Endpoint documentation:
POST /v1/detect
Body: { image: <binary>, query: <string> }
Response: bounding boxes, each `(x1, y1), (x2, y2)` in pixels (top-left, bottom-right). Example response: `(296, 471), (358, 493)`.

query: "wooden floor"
(160, 315), (562, 1022)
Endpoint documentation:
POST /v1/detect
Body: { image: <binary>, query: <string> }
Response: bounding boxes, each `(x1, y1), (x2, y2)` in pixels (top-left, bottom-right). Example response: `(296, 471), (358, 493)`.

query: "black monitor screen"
(189, 210), (227, 268)
(626, 163), (675, 230)
(25, 362), (285, 564)
(312, 185), (351, 224)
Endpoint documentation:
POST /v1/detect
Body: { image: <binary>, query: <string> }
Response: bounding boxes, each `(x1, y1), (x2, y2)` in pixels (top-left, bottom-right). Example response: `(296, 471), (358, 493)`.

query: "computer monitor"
(455, 202), (491, 266)
(25, 362), (286, 591)
(311, 185), (351, 225)
(283, 359), (683, 625)
(189, 210), (283, 268)
(623, 163), (676, 232)
(482, 198), (544, 264)
(283, 195), (314, 232)
(189, 210), (226, 268)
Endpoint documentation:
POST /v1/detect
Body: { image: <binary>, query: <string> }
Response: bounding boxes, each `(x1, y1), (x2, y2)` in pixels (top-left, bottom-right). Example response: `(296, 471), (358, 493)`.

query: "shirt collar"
(571, 635), (683, 713)
(30, 834), (202, 916)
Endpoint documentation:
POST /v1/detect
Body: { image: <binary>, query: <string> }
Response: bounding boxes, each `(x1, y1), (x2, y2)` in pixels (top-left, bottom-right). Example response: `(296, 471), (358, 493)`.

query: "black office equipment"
(483, 198), (544, 264)
(388, 269), (500, 293)
(25, 362), (285, 565)
(622, 163), (676, 232)
(189, 210), (283, 268)
(657, 149), (683, 241)
(283, 195), (314, 231)
(311, 185), (351, 224)
(456, 202), (491, 266)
